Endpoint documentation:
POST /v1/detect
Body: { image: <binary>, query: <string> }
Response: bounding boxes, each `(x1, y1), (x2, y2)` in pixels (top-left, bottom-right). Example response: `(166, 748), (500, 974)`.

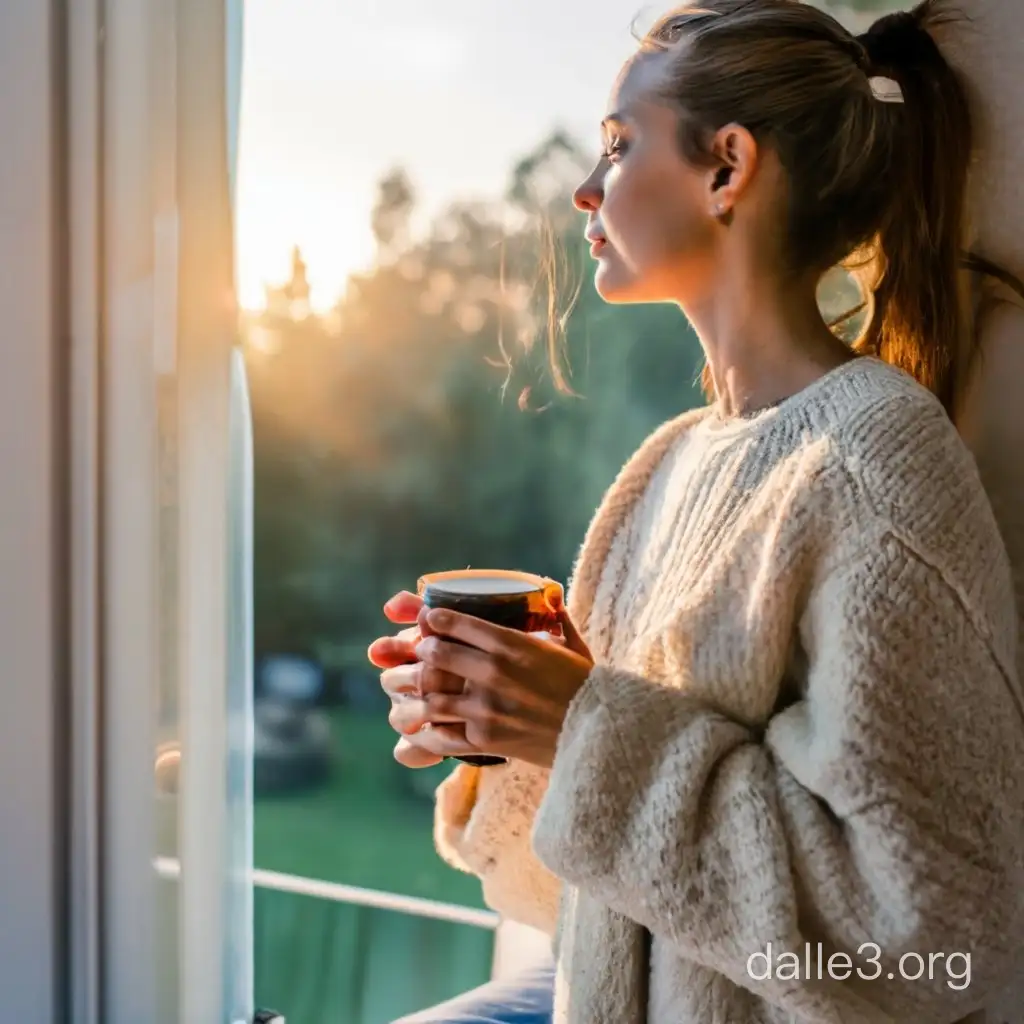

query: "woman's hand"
(367, 591), (462, 768)
(388, 607), (595, 770)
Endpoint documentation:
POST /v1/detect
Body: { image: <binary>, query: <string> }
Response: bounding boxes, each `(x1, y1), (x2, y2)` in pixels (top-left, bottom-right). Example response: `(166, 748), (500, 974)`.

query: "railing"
(155, 856), (500, 1020)
(153, 857), (500, 931)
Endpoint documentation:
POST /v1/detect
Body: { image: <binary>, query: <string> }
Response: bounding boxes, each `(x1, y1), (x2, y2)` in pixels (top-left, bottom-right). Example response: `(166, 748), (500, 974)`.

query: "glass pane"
(154, 360), (182, 1024)
(152, 0), (182, 1005)
(236, 0), (912, 1020)
(148, 0), (251, 1019)
(101, 2), (182, 1021)
(225, 348), (256, 1022)
(225, 1), (255, 1019)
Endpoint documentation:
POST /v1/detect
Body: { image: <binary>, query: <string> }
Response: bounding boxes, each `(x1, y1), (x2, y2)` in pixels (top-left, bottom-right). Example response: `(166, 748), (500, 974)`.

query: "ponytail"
(854, 2), (974, 416)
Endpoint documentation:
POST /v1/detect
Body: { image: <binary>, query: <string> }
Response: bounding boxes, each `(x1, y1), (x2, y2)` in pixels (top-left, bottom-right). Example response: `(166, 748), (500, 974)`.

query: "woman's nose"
(573, 173), (603, 213)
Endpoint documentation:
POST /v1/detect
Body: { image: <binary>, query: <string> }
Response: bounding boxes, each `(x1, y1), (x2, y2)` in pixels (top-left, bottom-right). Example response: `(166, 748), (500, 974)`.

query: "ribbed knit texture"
(433, 356), (1024, 1023)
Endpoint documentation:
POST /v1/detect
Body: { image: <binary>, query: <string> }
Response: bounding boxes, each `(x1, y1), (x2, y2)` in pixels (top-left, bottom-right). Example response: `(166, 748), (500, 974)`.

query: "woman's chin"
(594, 263), (640, 304)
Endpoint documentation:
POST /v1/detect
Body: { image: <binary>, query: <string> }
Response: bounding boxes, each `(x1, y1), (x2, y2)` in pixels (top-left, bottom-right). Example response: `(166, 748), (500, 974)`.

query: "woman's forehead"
(606, 50), (674, 120)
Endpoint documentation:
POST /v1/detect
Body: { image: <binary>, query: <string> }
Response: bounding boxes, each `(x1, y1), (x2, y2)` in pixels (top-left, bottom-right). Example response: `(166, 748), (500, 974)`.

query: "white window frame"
(97, 0), (246, 1020)
(67, 0), (246, 1020)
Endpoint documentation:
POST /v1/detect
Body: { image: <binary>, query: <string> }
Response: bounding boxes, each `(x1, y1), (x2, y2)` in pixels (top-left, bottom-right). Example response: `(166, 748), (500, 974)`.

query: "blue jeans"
(392, 960), (555, 1024)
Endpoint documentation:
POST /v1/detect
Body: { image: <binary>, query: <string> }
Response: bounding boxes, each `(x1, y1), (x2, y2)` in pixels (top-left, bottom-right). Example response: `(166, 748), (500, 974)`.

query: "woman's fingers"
(392, 736), (444, 769)
(387, 681), (476, 764)
(376, 596), (580, 668)
(397, 721), (479, 760)
(419, 661), (467, 696)
(380, 663), (420, 699)
(558, 610), (593, 659)
(421, 609), (523, 657)
(416, 633), (512, 685)
(389, 697), (465, 736)
(384, 591), (424, 624)
(380, 661), (466, 703)
(367, 626), (421, 669)
(368, 592), (426, 667)
(530, 631), (565, 646)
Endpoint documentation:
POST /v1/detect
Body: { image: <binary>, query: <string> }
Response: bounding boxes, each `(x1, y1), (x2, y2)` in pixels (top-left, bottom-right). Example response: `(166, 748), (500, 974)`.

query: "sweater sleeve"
(433, 759), (563, 936)
(531, 532), (1024, 1020)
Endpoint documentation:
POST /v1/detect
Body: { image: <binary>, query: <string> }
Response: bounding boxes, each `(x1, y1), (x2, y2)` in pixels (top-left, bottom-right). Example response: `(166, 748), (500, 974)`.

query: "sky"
(233, 0), (643, 311)
(232, 1), (872, 311)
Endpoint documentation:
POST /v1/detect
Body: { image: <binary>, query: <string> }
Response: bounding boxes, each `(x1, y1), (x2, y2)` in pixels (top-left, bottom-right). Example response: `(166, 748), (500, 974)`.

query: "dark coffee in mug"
(417, 570), (564, 767)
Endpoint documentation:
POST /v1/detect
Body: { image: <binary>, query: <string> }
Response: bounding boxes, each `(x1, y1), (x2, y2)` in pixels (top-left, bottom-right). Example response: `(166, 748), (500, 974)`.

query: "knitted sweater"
(432, 356), (1024, 1024)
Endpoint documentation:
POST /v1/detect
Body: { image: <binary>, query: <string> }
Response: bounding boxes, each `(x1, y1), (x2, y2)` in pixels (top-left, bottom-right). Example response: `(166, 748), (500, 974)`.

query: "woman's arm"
(531, 532), (1024, 1020)
(434, 759), (563, 937)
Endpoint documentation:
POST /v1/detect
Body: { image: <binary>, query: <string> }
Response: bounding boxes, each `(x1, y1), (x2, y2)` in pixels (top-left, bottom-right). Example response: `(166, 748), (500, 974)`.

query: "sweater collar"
(566, 409), (702, 640)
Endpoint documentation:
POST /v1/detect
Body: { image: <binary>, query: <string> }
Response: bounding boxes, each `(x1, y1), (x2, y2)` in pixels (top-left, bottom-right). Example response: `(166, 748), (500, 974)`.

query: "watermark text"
(746, 942), (971, 991)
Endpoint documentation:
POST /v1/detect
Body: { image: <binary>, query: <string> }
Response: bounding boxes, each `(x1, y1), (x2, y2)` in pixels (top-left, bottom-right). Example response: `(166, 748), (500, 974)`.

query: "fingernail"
(538, 632), (565, 645)
(426, 609), (450, 629)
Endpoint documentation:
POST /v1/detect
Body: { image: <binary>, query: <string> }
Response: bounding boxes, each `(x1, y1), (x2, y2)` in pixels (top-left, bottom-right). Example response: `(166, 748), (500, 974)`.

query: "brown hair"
(604, 0), (1022, 416)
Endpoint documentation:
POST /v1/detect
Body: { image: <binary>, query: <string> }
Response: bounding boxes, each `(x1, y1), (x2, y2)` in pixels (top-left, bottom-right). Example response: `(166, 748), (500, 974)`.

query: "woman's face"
(574, 52), (718, 305)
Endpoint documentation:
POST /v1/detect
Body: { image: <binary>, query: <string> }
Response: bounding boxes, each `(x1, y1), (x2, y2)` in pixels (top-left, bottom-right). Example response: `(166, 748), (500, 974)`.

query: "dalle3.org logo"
(747, 942), (971, 992)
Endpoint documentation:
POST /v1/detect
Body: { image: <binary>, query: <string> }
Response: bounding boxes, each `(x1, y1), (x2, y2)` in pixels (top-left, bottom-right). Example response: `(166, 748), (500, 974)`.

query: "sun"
(233, 171), (377, 313)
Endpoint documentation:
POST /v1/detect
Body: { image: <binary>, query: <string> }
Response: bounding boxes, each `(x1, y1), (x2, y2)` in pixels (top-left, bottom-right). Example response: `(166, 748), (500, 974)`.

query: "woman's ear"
(705, 123), (758, 220)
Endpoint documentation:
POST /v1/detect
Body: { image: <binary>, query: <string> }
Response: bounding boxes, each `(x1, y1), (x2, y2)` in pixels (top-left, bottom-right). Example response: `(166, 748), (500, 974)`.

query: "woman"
(369, 2), (1024, 1021)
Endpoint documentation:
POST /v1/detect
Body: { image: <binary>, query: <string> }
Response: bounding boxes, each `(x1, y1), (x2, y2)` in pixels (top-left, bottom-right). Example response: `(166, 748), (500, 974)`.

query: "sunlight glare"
(234, 176), (376, 313)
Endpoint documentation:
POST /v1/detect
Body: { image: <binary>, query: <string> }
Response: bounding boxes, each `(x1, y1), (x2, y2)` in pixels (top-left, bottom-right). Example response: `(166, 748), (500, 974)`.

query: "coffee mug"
(416, 569), (564, 766)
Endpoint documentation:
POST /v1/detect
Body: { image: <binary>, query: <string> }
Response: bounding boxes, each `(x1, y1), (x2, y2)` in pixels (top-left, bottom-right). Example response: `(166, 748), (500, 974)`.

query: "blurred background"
(228, 0), (901, 1019)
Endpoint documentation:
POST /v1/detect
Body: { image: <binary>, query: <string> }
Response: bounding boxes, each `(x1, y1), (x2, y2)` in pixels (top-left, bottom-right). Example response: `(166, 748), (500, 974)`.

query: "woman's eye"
(602, 138), (627, 161)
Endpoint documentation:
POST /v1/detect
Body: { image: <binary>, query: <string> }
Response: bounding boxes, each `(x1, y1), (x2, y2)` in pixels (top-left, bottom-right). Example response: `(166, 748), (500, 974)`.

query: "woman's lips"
(589, 238), (607, 257)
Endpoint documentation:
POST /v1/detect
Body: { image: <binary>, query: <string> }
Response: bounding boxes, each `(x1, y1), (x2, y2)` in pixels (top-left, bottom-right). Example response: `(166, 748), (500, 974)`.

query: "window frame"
(0, 3), (68, 1021)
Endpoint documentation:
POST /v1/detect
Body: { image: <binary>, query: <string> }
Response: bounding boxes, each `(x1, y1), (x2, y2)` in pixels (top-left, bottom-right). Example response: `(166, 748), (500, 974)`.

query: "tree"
(264, 245), (311, 320)
(370, 168), (416, 264)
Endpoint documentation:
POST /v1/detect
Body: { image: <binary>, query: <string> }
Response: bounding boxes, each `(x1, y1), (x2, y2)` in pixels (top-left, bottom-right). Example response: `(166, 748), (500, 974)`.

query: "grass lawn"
(155, 707), (494, 1020)
(252, 707), (495, 1021)
(253, 706), (486, 909)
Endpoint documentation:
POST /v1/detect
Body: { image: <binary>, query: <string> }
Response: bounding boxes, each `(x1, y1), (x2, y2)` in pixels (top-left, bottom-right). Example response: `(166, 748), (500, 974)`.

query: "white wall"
(0, 2), (64, 1021)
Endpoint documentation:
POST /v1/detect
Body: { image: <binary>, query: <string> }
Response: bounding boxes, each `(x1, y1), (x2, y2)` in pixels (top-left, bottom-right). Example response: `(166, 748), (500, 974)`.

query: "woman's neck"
(682, 266), (854, 418)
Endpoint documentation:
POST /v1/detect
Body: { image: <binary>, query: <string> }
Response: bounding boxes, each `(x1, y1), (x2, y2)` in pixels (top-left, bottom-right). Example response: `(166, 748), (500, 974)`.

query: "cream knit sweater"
(432, 356), (1024, 1024)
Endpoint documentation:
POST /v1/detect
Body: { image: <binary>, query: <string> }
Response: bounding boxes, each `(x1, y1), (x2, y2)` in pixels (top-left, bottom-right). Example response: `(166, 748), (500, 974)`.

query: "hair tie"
(868, 76), (904, 104)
